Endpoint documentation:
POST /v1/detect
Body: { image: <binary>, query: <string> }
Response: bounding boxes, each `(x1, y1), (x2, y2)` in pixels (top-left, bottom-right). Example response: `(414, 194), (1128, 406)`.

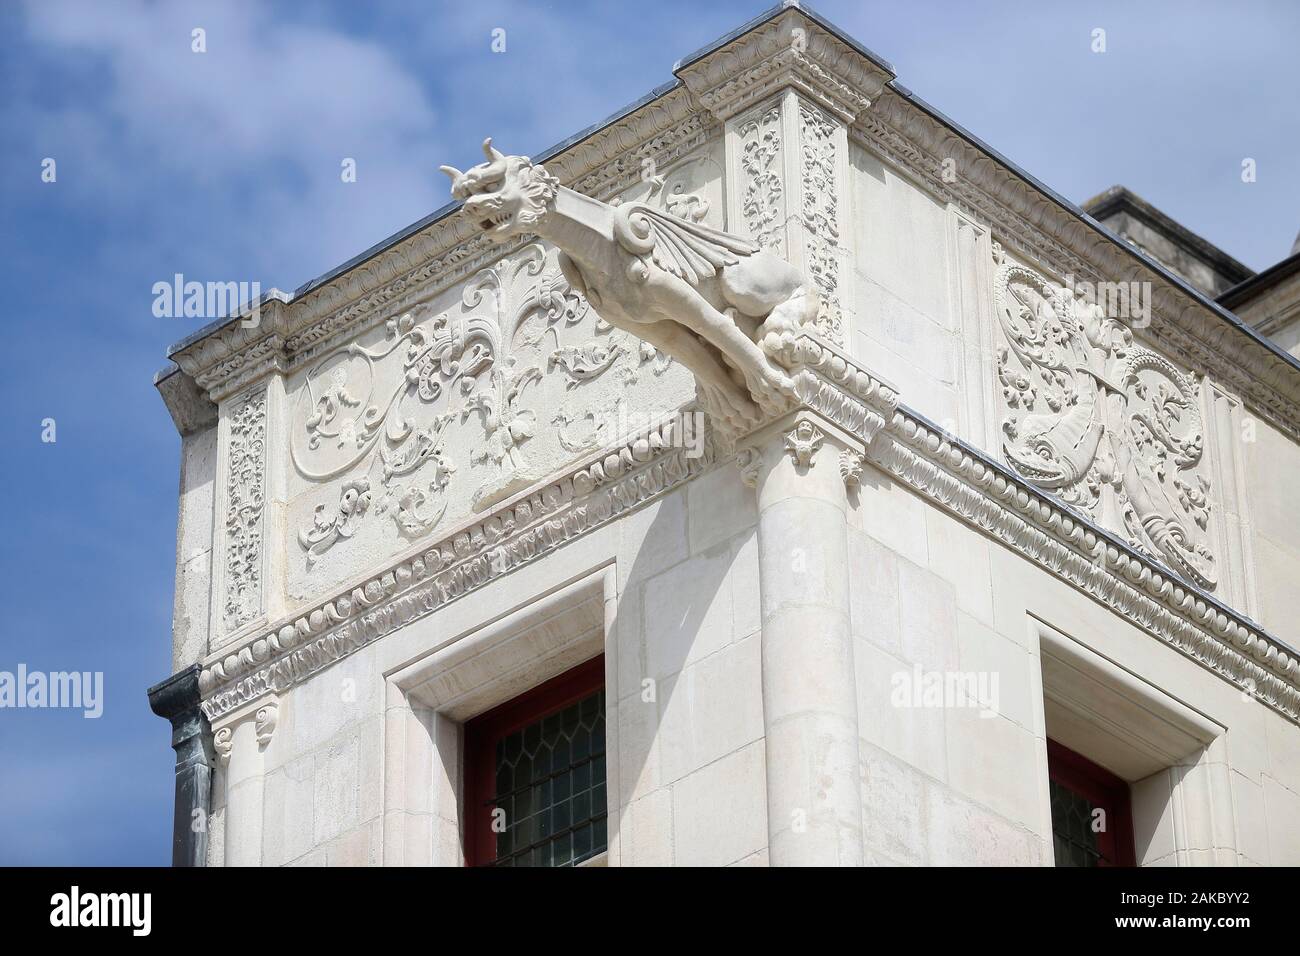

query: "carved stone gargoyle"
(440, 139), (817, 430)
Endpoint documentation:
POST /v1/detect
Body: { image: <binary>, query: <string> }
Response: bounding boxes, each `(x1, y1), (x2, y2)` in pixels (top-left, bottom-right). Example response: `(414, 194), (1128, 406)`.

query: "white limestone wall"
(848, 458), (1300, 866)
(172, 424), (217, 671)
(848, 144), (962, 435)
(220, 473), (767, 867)
(1242, 416), (1300, 647)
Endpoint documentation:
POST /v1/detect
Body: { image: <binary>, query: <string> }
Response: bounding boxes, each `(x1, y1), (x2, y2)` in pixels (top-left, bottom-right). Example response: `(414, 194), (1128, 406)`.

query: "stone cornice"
(198, 414), (716, 720)
(856, 87), (1300, 442)
(766, 329), (900, 444)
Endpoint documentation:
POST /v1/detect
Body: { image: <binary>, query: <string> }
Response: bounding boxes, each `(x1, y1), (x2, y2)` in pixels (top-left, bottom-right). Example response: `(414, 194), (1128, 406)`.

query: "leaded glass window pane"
(488, 688), (607, 866)
(1049, 777), (1103, 867)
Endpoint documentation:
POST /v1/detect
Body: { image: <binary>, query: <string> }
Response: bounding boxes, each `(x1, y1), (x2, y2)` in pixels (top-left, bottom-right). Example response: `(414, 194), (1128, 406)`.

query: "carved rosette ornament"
(993, 251), (1217, 589)
(254, 702), (279, 747)
(223, 388), (267, 632)
(213, 726), (233, 766)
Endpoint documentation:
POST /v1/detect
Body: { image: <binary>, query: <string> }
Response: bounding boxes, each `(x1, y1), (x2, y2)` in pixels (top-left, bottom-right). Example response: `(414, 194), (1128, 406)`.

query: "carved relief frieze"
(799, 101), (844, 343)
(992, 248), (1217, 590)
(287, 208), (706, 582)
(851, 87), (1300, 444)
(223, 387), (267, 632)
(736, 105), (785, 253)
(290, 242), (594, 565)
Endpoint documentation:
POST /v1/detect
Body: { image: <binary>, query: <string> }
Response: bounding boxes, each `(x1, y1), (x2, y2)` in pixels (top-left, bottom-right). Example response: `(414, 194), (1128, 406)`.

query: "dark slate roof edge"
(291, 78), (684, 305)
(166, 287), (292, 358)
(1219, 249), (1300, 310)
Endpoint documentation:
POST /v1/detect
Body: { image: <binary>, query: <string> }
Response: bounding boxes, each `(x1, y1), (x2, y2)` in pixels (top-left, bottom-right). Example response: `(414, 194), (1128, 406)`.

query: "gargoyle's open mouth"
(480, 213), (511, 231)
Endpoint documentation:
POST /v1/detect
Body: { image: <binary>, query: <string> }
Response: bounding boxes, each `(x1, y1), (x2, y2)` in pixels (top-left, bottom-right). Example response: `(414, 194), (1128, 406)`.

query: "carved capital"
(210, 694), (281, 764)
(784, 419), (825, 468)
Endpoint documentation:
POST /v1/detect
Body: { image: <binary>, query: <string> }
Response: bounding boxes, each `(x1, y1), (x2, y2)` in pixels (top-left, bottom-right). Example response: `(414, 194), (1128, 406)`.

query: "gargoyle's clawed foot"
(699, 383), (763, 432)
(741, 363), (797, 419)
(756, 286), (820, 358)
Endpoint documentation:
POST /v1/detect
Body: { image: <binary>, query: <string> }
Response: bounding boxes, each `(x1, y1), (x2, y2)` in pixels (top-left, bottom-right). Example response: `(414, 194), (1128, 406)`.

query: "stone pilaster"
(212, 695), (279, 867)
(147, 665), (215, 867)
(739, 409), (865, 865)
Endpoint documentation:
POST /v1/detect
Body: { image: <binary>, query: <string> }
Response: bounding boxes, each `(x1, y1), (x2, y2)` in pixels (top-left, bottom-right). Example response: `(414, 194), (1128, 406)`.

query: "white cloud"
(20, 0), (445, 288)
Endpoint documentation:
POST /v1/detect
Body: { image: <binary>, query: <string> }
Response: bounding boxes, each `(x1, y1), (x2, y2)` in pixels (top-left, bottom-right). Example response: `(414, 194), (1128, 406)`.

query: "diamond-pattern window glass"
(1049, 777), (1102, 867)
(463, 657), (609, 868)
(490, 688), (606, 867)
(1046, 739), (1135, 867)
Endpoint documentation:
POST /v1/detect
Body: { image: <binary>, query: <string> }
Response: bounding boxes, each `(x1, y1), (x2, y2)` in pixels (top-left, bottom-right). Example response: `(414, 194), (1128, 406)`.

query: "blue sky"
(0, 0), (1295, 865)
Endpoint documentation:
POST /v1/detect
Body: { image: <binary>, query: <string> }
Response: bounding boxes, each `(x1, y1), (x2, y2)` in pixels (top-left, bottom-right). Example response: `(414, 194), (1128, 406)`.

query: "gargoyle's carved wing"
(613, 202), (760, 286)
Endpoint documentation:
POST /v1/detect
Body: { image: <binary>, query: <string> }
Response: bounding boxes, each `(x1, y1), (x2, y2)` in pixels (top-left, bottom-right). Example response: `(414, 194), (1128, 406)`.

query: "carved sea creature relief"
(993, 253), (1217, 589)
(439, 138), (819, 431)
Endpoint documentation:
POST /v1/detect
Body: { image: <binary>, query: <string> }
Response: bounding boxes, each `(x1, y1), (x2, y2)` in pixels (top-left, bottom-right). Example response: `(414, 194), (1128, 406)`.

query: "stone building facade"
(149, 4), (1300, 867)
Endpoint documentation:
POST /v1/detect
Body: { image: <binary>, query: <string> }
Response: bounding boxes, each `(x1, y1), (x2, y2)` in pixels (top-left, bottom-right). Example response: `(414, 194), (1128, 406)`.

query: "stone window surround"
(381, 565), (617, 867)
(1030, 616), (1237, 867)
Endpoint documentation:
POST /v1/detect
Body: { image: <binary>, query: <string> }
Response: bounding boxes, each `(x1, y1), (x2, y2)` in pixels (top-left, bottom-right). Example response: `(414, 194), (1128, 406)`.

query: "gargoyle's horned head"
(439, 139), (559, 243)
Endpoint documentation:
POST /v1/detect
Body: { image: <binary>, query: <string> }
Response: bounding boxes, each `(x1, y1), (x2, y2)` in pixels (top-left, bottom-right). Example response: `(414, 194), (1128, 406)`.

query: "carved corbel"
(210, 694), (281, 767)
(840, 448), (866, 488)
(785, 419), (825, 468)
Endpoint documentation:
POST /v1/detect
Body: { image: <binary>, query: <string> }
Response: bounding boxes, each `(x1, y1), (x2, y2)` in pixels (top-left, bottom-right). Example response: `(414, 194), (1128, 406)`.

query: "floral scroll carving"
(292, 243), (592, 564)
(737, 106), (784, 253)
(993, 250), (1217, 589)
(799, 102), (843, 344)
(224, 388), (267, 631)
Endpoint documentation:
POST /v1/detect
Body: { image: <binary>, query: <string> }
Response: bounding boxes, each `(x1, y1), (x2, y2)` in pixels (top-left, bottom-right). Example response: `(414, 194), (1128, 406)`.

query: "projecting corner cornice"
(674, 4), (894, 123)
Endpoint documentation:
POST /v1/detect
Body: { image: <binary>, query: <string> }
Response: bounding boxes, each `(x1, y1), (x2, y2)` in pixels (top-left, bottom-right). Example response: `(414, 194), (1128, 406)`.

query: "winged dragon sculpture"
(440, 139), (818, 430)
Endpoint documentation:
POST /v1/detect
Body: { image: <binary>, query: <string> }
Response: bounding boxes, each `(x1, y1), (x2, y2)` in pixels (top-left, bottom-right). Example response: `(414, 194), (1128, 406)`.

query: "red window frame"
(1047, 739), (1136, 867)
(462, 655), (606, 867)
